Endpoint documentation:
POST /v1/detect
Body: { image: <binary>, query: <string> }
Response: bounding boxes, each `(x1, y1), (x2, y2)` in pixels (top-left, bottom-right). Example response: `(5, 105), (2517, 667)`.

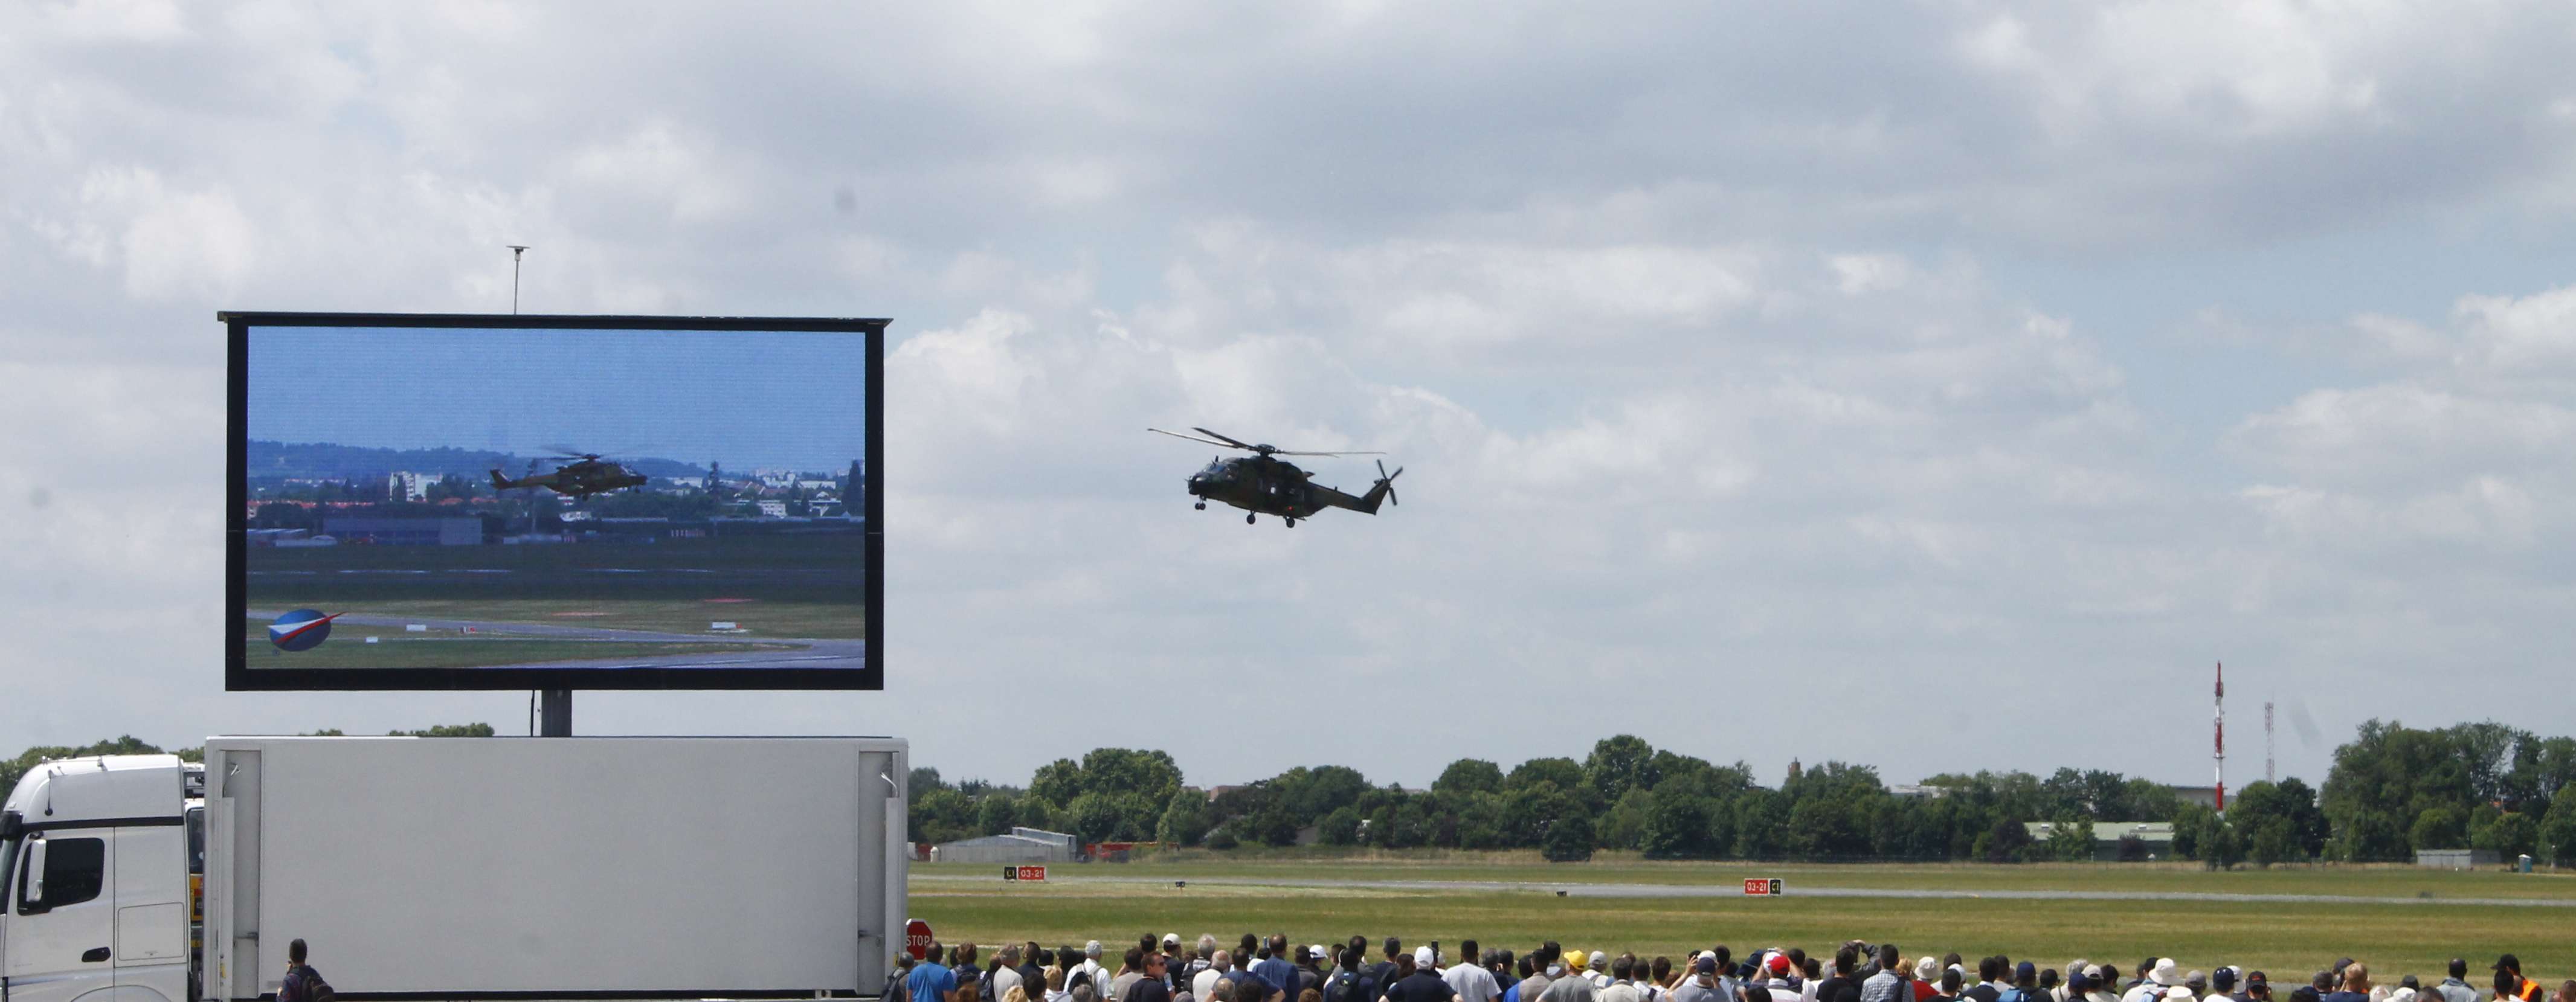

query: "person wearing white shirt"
(1194, 952), (1232, 1002)
(1069, 943), (1109, 1001)
(1447, 943), (1502, 1002)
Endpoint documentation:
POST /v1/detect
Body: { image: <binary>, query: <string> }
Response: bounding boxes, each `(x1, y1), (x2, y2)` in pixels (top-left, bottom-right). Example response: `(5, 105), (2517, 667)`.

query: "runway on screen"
(246, 608), (864, 669)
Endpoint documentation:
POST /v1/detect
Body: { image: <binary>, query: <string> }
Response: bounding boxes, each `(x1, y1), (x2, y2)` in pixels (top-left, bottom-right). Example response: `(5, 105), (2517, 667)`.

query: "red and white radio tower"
(2213, 662), (2227, 813)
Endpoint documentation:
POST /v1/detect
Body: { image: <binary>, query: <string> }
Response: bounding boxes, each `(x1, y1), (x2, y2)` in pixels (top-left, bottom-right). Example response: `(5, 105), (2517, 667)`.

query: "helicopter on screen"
(488, 448), (648, 501)
(1149, 426), (1402, 527)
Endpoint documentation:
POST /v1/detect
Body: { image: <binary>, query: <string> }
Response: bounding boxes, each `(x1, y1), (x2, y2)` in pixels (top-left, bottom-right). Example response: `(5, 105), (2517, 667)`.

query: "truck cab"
(2, 755), (202, 1002)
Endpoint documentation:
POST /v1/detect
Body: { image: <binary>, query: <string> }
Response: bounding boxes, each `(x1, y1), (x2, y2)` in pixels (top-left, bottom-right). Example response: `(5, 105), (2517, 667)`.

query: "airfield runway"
(917, 873), (2576, 909)
(245, 609), (865, 670)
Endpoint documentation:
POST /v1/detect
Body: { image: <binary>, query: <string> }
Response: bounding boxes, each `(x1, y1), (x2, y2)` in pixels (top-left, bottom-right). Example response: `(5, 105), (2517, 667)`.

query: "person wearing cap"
(2000, 963), (2042, 1002)
(2084, 969), (2121, 1002)
(1447, 941), (1502, 1002)
(2125, 963), (2182, 1002)
(2183, 974), (2204, 1001)
(1918, 959), (1945, 1002)
(2213, 969), (2246, 1002)
(1385, 949), (1457, 1002)
(2243, 974), (2268, 1002)
(2063, 969), (2093, 1002)
(1670, 957), (1725, 1002)
(1765, 954), (1800, 995)
(2491, 959), (2539, 1002)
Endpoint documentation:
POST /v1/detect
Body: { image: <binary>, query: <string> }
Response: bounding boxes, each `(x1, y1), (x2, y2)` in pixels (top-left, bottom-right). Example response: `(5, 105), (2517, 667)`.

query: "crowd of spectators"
(892, 936), (2572, 1002)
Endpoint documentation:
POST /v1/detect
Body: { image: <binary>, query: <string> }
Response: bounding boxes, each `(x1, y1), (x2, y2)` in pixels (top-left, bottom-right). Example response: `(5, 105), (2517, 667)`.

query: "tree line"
(908, 719), (2576, 867)
(8, 718), (2566, 867)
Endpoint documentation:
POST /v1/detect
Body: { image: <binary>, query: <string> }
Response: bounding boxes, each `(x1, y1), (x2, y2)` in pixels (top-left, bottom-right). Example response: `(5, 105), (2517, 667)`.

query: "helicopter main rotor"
(1147, 426), (1384, 458)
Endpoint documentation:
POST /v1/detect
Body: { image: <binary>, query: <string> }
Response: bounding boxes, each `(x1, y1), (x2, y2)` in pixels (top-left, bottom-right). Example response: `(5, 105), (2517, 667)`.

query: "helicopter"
(1148, 426), (1402, 527)
(488, 448), (648, 501)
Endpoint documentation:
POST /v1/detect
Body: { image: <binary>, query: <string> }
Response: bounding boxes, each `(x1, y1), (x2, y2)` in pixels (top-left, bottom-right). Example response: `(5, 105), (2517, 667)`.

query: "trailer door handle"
(82, 948), (111, 963)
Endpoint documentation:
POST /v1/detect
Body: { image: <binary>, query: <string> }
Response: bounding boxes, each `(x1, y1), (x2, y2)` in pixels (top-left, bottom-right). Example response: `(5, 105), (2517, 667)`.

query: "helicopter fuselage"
(491, 460), (647, 500)
(1186, 455), (1390, 524)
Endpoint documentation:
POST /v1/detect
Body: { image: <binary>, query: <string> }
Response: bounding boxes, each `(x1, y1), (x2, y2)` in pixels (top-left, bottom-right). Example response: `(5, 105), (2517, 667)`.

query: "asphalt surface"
(247, 608), (866, 670)
(934, 873), (2576, 909)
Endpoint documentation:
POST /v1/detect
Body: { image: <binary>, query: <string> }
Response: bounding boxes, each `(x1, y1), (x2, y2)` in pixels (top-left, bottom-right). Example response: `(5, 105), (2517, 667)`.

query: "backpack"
(287, 966), (336, 1002)
(1325, 971), (1364, 1002)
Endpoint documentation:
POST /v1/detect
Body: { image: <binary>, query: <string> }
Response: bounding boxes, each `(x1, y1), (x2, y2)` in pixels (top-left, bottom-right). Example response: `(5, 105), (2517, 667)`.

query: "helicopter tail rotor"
(1376, 459), (1400, 507)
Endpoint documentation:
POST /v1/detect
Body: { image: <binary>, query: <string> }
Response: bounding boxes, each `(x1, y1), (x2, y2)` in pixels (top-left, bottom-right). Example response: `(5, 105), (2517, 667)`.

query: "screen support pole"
(540, 689), (572, 736)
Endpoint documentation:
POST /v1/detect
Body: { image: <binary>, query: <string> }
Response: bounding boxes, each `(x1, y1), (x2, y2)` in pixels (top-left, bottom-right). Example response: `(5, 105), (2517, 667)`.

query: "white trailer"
(1, 736), (910, 1002)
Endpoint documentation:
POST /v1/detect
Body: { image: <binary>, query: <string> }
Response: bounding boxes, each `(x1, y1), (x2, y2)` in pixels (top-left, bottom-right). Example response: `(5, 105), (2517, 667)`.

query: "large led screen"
(225, 312), (883, 690)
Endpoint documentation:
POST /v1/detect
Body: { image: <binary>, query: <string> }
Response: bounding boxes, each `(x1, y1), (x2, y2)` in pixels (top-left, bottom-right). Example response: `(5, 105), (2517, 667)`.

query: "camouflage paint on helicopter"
(1149, 426), (1402, 527)
(488, 448), (649, 501)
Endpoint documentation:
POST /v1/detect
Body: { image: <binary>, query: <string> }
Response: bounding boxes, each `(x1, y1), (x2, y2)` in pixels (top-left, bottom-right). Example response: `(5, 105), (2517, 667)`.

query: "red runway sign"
(1002, 865), (1049, 882)
(1742, 878), (1783, 896)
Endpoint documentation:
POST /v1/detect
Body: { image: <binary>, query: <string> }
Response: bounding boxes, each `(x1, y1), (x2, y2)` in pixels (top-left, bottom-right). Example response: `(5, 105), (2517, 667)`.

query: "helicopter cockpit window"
(1200, 460), (1229, 478)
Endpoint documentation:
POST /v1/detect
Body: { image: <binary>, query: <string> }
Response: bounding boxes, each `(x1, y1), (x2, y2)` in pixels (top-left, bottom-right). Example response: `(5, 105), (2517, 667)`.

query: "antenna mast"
(2213, 661), (2226, 812)
(2265, 698), (2276, 785)
(507, 245), (529, 314)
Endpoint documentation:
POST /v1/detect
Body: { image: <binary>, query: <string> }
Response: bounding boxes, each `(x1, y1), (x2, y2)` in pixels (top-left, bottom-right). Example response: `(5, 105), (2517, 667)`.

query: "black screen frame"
(223, 311), (885, 692)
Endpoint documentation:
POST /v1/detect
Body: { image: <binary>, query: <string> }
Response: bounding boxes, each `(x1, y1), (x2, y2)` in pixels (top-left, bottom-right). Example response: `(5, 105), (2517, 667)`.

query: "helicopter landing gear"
(1246, 512), (1256, 525)
(1194, 501), (1205, 510)
(1285, 518), (1296, 528)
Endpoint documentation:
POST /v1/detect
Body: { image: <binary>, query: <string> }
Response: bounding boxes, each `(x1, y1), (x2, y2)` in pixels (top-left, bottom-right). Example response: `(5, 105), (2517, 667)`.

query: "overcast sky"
(6, 2), (2575, 793)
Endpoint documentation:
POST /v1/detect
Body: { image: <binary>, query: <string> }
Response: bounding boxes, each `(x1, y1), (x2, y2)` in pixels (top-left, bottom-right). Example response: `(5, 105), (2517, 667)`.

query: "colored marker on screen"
(268, 609), (344, 652)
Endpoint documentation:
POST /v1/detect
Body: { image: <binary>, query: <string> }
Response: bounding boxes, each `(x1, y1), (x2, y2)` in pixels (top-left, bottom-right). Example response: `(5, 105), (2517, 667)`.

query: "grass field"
(239, 617), (800, 668)
(907, 856), (2576, 984)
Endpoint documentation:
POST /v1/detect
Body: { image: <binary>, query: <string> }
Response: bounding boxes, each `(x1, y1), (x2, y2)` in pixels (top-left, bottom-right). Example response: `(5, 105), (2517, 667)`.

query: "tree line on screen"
(906, 720), (2576, 867)
(8, 719), (2569, 866)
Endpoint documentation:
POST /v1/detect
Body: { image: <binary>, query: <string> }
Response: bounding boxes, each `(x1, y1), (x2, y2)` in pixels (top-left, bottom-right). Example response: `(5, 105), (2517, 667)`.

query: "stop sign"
(907, 918), (933, 960)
